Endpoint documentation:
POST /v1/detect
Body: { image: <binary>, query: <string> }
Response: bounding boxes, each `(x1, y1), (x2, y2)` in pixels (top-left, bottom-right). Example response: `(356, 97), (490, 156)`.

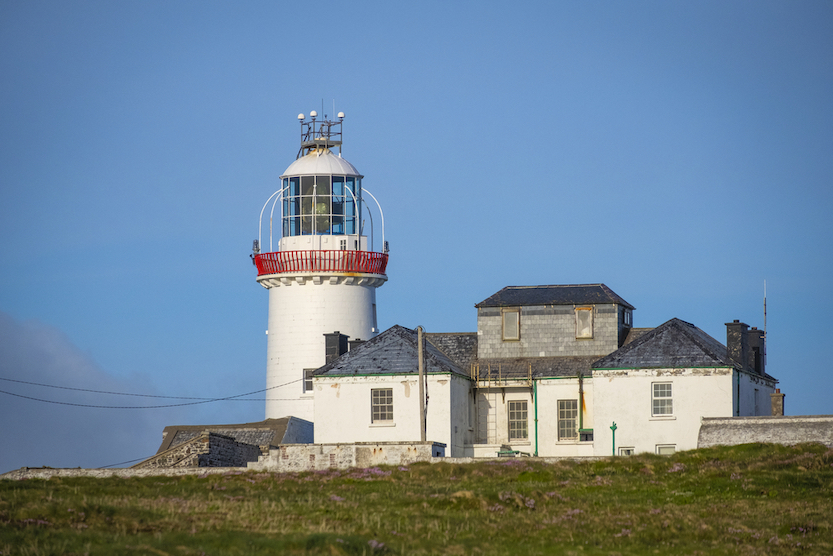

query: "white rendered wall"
(591, 368), (734, 456)
(264, 276), (380, 421)
(534, 378), (595, 457)
(464, 380), (595, 458)
(734, 370), (777, 416)
(312, 374), (470, 457)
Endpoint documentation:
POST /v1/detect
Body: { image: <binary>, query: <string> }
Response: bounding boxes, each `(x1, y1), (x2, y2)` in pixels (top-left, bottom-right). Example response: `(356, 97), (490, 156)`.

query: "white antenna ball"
(310, 110), (318, 118)
(298, 113), (305, 120)
(337, 112), (345, 119)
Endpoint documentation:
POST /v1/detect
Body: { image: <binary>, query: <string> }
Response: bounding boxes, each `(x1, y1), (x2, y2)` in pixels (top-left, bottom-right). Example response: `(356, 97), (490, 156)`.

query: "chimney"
(725, 320), (749, 372)
(348, 338), (365, 351)
(770, 388), (785, 416)
(323, 331), (349, 363)
(746, 326), (766, 375)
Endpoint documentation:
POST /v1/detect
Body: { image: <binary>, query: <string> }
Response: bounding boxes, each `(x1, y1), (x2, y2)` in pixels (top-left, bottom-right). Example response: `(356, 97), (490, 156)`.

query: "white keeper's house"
(309, 285), (777, 458)
(250, 112), (779, 459)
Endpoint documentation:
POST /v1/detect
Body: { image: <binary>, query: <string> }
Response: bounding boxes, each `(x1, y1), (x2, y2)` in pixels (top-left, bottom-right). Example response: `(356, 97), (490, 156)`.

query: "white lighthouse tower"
(252, 111), (388, 421)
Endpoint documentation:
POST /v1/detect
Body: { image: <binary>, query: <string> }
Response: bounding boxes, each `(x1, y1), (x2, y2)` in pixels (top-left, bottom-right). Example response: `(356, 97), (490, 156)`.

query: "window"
(502, 309), (520, 341)
(623, 309), (632, 327)
(656, 445), (676, 456)
(619, 447), (635, 456)
(303, 369), (315, 393)
(558, 400), (578, 440)
(371, 388), (393, 422)
(281, 174), (358, 237)
(508, 401), (528, 440)
(652, 383), (673, 416)
(576, 307), (593, 338)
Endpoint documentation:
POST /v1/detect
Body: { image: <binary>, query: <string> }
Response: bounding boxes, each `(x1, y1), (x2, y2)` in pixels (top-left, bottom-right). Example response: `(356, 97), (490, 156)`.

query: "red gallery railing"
(255, 250), (388, 276)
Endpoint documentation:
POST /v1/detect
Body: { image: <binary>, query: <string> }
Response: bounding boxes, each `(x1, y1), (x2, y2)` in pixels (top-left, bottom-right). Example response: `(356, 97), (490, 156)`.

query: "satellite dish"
(298, 113), (305, 120)
(337, 112), (345, 119)
(310, 110), (318, 118)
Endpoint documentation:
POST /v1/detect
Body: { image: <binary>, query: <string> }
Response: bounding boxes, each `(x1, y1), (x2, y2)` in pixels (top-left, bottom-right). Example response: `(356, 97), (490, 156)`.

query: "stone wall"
(1, 467), (237, 481)
(477, 304), (620, 359)
(133, 432), (261, 470)
(698, 415), (833, 448)
(248, 442), (446, 473)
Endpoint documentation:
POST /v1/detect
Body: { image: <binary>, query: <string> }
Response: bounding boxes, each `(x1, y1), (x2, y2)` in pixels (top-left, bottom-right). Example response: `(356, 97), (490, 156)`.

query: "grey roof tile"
(476, 284), (634, 310)
(315, 325), (468, 377)
(425, 332), (478, 369)
(592, 318), (734, 369)
(155, 418), (293, 454)
(472, 356), (597, 380)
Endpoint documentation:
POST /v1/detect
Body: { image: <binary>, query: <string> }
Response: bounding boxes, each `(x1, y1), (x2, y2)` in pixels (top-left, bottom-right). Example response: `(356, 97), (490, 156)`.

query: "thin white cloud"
(0, 311), (183, 473)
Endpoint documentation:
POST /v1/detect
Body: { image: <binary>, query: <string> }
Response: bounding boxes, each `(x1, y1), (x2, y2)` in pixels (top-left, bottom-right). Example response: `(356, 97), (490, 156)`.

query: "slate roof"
(315, 325), (468, 377)
(425, 332), (478, 370)
(592, 318), (735, 370)
(155, 418), (295, 454)
(472, 356), (598, 380)
(622, 327), (653, 346)
(476, 284), (634, 310)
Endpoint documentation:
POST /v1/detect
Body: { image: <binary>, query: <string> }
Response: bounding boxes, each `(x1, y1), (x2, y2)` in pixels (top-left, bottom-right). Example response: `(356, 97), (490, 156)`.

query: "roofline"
(475, 283), (635, 309)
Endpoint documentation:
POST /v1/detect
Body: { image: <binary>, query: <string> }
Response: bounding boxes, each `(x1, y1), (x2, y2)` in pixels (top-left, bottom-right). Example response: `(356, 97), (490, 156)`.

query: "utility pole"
(418, 326), (426, 442)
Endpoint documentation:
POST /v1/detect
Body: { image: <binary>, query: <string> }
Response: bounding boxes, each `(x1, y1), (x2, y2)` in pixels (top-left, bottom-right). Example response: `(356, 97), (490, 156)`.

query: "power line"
(0, 378), (303, 409)
(0, 376), (220, 400)
(98, 455), (155, 468)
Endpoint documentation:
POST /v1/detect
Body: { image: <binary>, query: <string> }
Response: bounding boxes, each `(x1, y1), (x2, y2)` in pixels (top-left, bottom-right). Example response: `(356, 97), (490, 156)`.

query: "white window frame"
(619, 447), (635, 456)
(502, 309), (520, 341)
(557, 399), (578, 440)
(652, 382), (673, 416)
(371, 388), (393, 423)
(575, 307), (593, 339)
(303, 369), (315, 393)
(508, 400), (528, 441)
(656, 444), (676, 456)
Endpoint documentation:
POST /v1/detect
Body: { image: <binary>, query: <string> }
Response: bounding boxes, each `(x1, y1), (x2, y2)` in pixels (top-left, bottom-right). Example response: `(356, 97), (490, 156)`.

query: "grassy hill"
(1, 443), (831, 555)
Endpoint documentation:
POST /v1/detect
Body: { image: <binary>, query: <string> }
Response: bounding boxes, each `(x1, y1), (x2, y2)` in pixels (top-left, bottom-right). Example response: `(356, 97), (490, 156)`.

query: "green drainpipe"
(534, 378), (539, 457)
(610, 421), (617, 456)
(578, 372), (584, 431)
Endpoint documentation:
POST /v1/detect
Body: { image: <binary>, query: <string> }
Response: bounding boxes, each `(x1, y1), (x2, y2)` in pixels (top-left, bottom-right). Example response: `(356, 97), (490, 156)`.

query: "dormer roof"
(475, 284), (634, 310)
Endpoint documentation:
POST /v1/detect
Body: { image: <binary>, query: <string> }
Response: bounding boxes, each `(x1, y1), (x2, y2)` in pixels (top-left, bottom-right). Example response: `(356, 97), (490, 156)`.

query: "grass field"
(1, 443), (831, 555)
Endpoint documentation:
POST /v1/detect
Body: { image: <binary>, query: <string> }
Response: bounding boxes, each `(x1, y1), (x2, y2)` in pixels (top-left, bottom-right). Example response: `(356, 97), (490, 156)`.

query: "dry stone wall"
(133, 432), (262, 470)
(248, 442), (446, 472)
(698, 415), (833, 448)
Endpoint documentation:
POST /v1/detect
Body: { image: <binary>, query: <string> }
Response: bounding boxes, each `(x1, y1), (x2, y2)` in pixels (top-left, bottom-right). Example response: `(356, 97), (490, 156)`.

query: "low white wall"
(698, 415), (833, 448)
(592, 368), (734, 455)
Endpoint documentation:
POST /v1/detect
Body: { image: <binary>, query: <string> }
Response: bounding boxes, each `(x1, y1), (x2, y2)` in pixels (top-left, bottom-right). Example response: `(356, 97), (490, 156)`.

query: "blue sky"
(1, 1), (831, 473)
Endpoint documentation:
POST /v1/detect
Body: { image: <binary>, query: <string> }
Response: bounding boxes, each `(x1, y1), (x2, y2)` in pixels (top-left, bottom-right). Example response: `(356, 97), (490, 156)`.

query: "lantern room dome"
(281, 148), (362, 178)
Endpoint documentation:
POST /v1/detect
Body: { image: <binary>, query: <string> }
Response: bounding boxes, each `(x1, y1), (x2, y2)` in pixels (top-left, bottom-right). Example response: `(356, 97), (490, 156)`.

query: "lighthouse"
(252, 111), (388, 421)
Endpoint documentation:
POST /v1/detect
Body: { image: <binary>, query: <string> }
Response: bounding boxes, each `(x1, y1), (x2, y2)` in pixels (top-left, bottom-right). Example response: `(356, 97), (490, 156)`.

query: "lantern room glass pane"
(279, 174), (362, 238)
(301, 176), (314, 196)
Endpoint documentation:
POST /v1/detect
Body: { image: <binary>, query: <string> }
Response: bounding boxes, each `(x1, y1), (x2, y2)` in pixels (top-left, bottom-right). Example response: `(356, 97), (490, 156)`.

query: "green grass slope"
(1, 443), (831, 555)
